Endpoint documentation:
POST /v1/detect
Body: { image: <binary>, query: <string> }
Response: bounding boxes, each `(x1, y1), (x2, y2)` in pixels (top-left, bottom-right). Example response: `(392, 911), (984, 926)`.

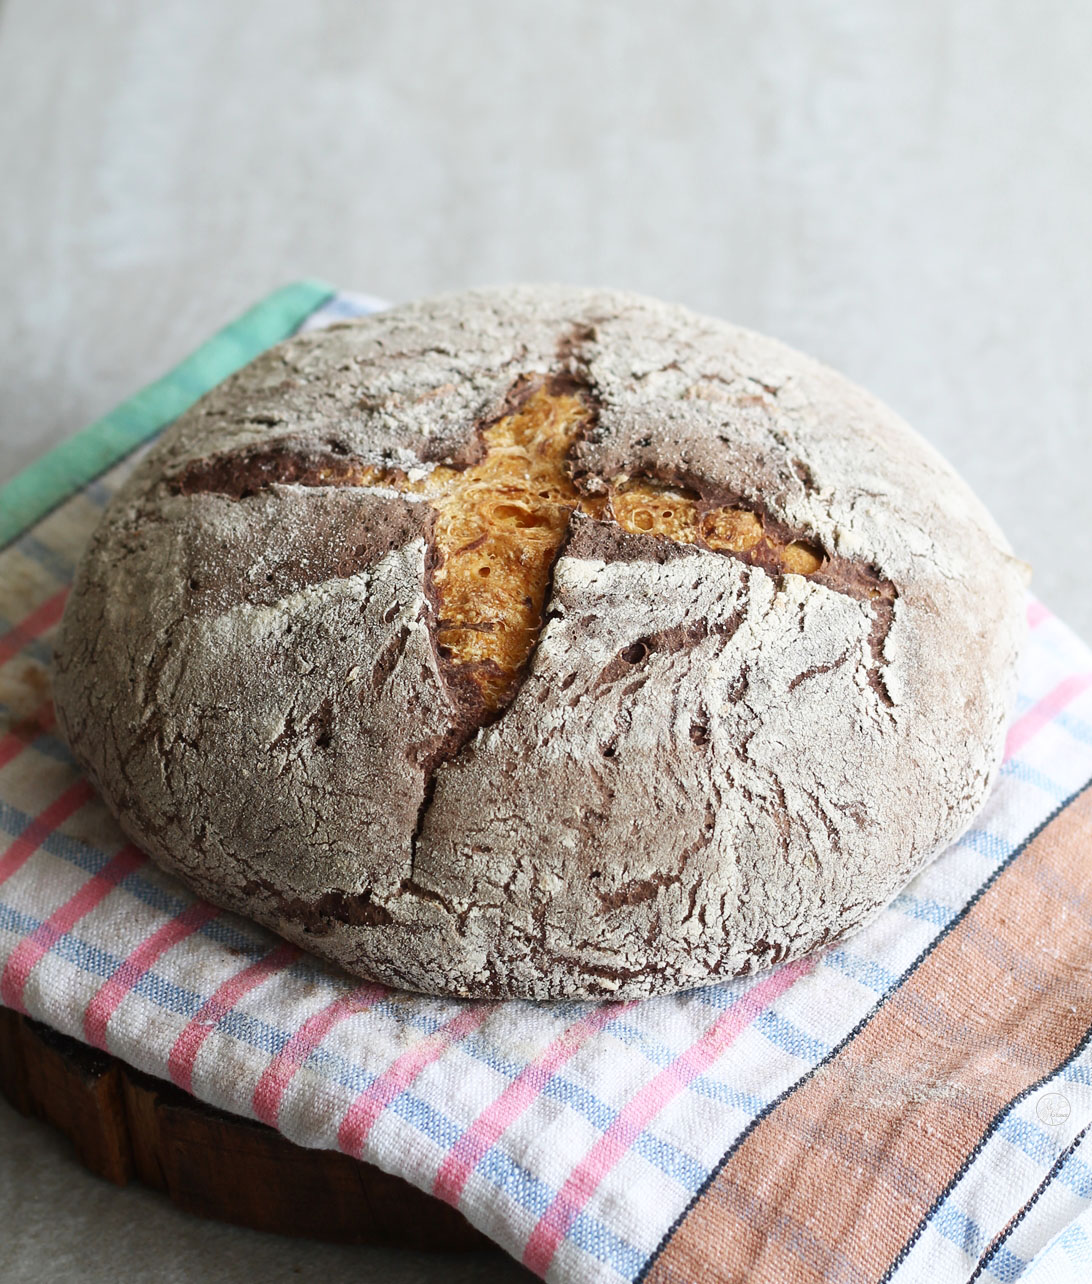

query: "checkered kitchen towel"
(2, 282), (1092, 1284)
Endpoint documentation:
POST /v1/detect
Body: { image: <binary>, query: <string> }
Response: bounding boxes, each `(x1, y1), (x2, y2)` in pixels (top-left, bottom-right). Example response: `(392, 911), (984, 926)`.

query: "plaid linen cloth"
(2, 283), (1092, 1284)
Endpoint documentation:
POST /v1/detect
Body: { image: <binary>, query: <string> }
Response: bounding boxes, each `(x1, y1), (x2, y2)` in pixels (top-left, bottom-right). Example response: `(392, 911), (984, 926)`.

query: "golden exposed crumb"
(348, 384), (827, 712)
(426, 388), (593, 711)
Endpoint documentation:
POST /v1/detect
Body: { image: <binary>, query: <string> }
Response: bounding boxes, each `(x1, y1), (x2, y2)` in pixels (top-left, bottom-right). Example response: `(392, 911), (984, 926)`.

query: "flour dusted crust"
(52, 286), (1028, 999)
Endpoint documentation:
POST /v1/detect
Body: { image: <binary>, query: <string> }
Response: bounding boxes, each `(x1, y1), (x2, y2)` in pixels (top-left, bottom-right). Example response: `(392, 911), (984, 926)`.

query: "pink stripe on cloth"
(252, 983), (386, 1127)
(1005, 673), (1092, 760)
(0, 588), (68, 668)
(0, 843), (146, 1012)
(0, 703), (56, 772)
(433, 1001), (635, 1206)
(168, 941), (301, 1095)
(337, 1002), (494, 1157)
(0, 778), (96, 887)
(521, 956), (812, 1277)
(82, 900), (220, 1050)
(1027, 599), (1052, 630)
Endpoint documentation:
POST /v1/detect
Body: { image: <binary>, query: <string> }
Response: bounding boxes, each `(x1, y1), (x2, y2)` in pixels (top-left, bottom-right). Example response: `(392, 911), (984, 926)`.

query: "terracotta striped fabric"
(642, 783), (1092, 1283)
(2, 286), (1092, 1283)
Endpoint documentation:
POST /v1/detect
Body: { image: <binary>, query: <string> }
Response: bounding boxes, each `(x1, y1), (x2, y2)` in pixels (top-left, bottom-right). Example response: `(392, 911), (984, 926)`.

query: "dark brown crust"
(138, 486), (436, 621)
(165, 379), (900, 927)
(242, 878), (394, 935)
(171, 440), (378, 498)
(562, 511), (704, 566)
(595, 608), (748, 690)
(50, 285), (1027, 1003)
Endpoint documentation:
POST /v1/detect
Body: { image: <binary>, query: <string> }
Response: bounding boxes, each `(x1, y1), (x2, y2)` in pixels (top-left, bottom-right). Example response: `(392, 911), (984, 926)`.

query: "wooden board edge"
(0, 1009), (492, 1251)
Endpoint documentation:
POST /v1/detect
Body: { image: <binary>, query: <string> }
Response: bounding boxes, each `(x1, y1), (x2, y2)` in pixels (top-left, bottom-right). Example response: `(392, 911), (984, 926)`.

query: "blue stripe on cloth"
(751, 1009), (829, 1063)
(1056, 711), (1092, 749)
(931, 1201), (988, 1258)
(957, 827), (1019, 862)
(8, 532), (78, 584)
(982, 1246), (1029, 1281)
(1000, 758), (1073, 799)
(309, 296), (378, 323)
(887, 892), (959, 928)
(690, 984), (829, 1062)
(0, 733), (75, 768)
(0, 635), (54, 666)
(999, 1115), (1092, 1197)
(83, 478), (115, 507)
(684, 1078), (768, 1115)
(606, 1020), (678, 1068)
(598, 1021), (771, 1115)
(629, 1134), (707, 1190)
(1060, 1063), (1092, 1088)
(820, 949), (901, 995)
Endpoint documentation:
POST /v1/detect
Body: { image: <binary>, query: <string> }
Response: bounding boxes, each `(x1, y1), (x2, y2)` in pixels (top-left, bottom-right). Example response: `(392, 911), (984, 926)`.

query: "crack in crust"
(240, 877), (393, 934)
(169, 373), (898, 719)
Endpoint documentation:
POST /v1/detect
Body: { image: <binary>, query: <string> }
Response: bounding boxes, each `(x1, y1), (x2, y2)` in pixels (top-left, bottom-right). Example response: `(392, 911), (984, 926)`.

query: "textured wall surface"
(1, 1), (1089, 1280)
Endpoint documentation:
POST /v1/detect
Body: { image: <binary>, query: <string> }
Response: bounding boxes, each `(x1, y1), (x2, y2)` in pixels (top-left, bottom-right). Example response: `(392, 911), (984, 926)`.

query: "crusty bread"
(52, 286), (1028, 999)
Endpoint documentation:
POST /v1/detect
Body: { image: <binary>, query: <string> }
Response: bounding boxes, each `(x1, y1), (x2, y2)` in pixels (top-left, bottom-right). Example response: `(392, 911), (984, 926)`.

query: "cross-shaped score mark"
(174, 373), (894, 721)
(329, 379), (830, 714)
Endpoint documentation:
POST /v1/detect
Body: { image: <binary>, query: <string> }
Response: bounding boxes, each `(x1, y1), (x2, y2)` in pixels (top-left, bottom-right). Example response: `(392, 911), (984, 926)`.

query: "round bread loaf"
(52, 286), (1028, 1000)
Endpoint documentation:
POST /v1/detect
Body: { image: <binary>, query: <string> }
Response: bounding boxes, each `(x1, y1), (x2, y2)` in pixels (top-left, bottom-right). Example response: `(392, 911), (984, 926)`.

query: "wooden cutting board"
(0, 1005), (489, 1250)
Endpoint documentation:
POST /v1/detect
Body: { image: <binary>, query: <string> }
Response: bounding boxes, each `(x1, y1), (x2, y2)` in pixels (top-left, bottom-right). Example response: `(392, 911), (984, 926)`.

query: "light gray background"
(1, 1), (1089, 1280)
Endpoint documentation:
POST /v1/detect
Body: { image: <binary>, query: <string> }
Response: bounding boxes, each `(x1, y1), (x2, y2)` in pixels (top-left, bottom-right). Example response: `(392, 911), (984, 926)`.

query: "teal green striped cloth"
(0, 280), (336, 549)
